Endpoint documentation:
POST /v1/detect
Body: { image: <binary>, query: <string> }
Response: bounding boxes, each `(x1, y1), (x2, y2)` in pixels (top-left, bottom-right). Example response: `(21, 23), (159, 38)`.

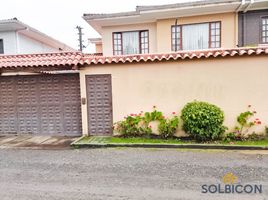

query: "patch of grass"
(230, 138), (268, 146)
(74, 136), (268, 147)
(108, 137), (186, 144)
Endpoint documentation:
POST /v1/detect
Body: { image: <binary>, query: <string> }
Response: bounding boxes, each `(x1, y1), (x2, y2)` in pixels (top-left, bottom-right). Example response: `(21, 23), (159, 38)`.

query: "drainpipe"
(242, 12), (245, 46)
(236, 0), (246, 47)
(241, 0), (255, 46)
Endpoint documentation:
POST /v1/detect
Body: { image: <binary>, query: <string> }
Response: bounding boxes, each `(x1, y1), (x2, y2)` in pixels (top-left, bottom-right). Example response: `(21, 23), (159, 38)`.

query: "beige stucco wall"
(101, 23), (157, 56)
(100, 12), (237, 56)
(80, 55), (268, 136)
(156, 12), (237, 53)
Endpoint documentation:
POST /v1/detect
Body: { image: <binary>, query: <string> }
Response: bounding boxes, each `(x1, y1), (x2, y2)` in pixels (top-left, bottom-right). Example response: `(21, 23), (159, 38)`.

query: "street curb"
(71, 142), (268, 150)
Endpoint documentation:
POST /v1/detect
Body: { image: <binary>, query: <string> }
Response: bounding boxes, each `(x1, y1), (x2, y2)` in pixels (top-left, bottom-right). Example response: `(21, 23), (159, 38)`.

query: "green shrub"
(265, 126), (268, 137)
(144, 109), (164, 125)
(181, 101), (227, 141)
(114, 107), (179, 138)
(246, 133), (266, 141)
(158, 116), (179, 139)
(114, 115), (146, 137)
(222, 132), (241, 143)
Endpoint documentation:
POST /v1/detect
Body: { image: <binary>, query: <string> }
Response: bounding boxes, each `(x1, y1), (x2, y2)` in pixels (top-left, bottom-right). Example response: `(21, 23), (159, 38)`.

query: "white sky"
(0, 0), (192, 52)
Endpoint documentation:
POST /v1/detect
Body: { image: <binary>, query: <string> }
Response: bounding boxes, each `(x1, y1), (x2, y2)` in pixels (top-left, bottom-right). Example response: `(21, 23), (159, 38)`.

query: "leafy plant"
(158, 116), (179, 139)
(181, 101), (227, 141)
(114, 115), (145, 137)
(222, 132), (236, 143)
(265, 126), (268, 137)
(246, 133), (266, 141)
(114, 107), (180, 138)
(144, 107), (164, 125)
(234, 105), (261, 136)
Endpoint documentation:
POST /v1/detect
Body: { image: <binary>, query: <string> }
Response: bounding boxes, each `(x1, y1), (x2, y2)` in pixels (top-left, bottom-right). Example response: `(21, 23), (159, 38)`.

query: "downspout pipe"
(236, 0), (246, 47)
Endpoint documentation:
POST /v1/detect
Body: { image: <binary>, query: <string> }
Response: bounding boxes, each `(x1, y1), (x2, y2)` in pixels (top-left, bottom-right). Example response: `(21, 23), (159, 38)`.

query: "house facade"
(0, 18), (74, 55)
(85, 0), (268, 56)
(0, 0), (268, 137)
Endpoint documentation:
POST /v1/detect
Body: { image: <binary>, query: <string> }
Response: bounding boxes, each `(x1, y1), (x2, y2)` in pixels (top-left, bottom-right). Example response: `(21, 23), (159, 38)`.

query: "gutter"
(244, 0), (255, 13)
(236, 0), (246, 12)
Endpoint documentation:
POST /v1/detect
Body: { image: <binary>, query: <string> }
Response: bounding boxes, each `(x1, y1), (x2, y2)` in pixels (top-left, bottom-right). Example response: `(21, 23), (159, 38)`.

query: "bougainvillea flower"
(172, 112), (176, 115)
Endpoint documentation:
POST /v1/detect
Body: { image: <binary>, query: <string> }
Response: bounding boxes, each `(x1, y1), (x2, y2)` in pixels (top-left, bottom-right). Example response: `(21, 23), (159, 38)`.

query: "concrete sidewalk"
(0, 135), (78, 150)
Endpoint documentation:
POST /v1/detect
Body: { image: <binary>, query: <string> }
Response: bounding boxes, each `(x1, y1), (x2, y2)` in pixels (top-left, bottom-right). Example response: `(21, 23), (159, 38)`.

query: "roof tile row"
(0, 47), (267, 70)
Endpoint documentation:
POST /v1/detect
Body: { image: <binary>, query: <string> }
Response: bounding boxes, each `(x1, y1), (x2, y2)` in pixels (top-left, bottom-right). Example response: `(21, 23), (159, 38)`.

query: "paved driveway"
(0, 148), (267, 200)
(0, 135), (77, 149)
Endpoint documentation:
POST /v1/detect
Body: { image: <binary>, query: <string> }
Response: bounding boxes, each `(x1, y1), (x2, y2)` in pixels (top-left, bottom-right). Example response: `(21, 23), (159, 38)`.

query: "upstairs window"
(171, 21), (221, 51)
(0, 39), (3, 54)
(171, 26), (182, 51)
(209, 22), (221, 48)
(113, 30), (149, 55)
(261, 17), (268, 43)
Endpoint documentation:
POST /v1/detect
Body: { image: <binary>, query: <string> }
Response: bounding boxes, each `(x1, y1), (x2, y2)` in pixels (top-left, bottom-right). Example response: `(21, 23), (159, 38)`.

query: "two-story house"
(84, 0), (268, 55)
(78, 0), (268, 136)
(0, 18), (74, 54)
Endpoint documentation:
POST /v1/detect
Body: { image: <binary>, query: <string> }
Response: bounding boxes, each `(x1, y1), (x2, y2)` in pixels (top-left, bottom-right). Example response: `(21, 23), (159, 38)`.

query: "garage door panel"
(0, 74), (82, 136)
(0, 106), (17, 133)
(0, 78), (16, 104)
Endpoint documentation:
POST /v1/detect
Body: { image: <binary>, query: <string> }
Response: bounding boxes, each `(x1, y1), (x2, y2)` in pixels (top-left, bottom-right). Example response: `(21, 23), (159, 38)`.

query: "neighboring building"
(238, 9), (268, 47)
(84, 0), (268, 56)
(0, 18), (74, 55)
(89, 38), (103, 54)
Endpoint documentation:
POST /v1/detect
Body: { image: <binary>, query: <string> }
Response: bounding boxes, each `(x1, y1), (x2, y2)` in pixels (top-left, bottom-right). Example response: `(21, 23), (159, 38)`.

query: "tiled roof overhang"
(0, 47), (267, 70)
(0, 52), (85, 71)
(82, 47), (268, 66)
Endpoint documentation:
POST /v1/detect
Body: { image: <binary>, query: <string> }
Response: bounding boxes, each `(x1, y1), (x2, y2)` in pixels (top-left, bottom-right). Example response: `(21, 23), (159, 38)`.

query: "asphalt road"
(0, 148), (267, 200)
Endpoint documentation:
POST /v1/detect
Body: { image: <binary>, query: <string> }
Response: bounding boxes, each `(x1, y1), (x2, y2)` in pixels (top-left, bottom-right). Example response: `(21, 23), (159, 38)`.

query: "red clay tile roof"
(82, 47), (268, 65)
(0, 47), (267, 70)
(0, 52), (83, 70)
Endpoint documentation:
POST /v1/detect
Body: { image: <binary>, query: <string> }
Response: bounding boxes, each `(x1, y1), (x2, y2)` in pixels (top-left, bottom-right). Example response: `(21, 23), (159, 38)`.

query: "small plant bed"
(73, 102), (268, 150)
(74, 136), (187, 145)
(72, 136), (268, 150)
(109, 137), (186, 144)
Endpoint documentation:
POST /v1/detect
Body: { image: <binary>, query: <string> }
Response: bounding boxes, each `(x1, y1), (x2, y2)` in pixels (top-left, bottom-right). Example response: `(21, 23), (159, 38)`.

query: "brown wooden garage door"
(86, 74), (113, 135)
(0, 74), (82, 136)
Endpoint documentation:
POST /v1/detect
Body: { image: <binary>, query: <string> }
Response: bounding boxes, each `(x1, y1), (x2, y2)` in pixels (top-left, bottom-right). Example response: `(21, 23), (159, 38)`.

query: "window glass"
(182, 23), (209, 50)
(0, 39), (3, 54)
(113, 31), (149, 55)
(262, 17), (268, 43)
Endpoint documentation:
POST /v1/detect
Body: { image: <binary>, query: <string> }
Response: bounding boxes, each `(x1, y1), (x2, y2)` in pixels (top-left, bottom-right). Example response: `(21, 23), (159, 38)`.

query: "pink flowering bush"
(113, 107), (179, 138)
(223, 105), (263, 142)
